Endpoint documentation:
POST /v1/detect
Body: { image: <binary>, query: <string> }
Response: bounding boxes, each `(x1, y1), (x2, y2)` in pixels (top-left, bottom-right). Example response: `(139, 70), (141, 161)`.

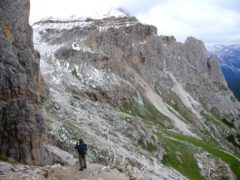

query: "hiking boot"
(79, 168), (84, 171)
(84, 166), (87, 169)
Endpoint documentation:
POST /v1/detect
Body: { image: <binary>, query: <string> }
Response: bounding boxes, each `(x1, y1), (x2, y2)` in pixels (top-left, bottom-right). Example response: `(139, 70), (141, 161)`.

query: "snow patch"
(97, 22), (138, 32)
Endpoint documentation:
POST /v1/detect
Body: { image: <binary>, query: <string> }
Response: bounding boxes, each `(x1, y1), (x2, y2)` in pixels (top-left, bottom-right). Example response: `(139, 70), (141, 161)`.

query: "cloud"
(116, 0), (166, 15)
(135, 0), (240, 43)
(30, 0), (123, 23)
(211, 0), (240, 13)
(30, 0), (240, 44)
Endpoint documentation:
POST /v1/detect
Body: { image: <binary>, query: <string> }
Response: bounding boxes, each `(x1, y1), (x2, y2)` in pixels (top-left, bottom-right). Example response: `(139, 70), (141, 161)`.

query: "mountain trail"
(0, 161), (129, 180)
(47, 163), (129, 180)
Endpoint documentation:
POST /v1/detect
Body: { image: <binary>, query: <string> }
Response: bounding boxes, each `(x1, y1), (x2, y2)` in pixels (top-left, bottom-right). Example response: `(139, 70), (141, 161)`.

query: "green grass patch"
(157, 129), (240, 179)
(156, 131), (204, 180)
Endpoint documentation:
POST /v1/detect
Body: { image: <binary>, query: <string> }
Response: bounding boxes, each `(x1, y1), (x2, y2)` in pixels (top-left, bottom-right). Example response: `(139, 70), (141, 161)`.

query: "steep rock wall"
(0, 0), (46, 164)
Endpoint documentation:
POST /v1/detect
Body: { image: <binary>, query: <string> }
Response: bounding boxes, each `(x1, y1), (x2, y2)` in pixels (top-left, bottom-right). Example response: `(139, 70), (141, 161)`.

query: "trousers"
(78, 154), (86, 169)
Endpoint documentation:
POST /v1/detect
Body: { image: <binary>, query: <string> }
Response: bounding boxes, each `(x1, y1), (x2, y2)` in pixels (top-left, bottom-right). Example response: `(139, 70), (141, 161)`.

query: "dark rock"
(227, 134), (240, 149)
(0, 0), (47, 164)
(160, 35), (176, 44)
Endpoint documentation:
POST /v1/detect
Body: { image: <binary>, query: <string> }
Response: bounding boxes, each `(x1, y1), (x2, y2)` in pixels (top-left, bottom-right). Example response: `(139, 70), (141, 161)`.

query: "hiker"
(75, 139), (88, 171)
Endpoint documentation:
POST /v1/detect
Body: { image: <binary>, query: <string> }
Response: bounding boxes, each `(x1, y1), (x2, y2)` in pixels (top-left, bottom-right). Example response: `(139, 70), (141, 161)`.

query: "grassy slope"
(157, 131), (205, 180)
(120, 92), (240, 179)
(121, 94), (205, 179)
(156, 129), (240, 179)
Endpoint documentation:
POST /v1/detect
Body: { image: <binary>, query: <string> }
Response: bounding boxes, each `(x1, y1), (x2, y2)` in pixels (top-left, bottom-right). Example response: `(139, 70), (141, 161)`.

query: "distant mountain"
(207, 44), (240, 101)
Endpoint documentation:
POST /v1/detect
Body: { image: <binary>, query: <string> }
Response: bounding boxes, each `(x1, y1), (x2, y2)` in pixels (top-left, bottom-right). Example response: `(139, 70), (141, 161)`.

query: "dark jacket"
(75, 142), (87, 155)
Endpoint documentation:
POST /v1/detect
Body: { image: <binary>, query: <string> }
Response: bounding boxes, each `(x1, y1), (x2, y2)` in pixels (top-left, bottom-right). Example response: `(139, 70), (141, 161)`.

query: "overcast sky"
(30, 0), (240, 44)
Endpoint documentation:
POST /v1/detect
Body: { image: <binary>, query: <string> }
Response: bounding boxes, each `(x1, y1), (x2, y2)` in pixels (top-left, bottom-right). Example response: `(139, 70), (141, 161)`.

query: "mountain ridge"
(32, 13), (240, 179)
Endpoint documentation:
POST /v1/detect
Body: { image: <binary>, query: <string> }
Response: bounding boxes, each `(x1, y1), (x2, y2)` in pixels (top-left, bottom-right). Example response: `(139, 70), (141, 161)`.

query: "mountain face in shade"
(0, 0), (47, 164)
(207, 44), (240, 101)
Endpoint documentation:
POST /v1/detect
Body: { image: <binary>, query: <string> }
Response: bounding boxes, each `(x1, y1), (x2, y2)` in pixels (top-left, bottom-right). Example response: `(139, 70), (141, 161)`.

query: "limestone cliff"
(32, 12), (240, 179)
(0, 0), (46, 164)
(35, 16), (239, 115)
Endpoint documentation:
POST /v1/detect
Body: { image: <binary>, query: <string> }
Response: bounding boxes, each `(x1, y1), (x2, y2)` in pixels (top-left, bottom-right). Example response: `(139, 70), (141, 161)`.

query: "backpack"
(76, 143), (87, 154)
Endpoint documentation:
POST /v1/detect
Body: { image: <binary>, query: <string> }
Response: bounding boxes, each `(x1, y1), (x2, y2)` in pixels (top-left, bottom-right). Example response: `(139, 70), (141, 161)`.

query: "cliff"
(0, 0), (46, 164)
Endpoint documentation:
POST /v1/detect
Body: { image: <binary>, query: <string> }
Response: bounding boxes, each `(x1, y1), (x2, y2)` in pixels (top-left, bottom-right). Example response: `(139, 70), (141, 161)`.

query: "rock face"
(0, 0), (46, 164)
(195, 152), (236, 180)
(35, 16), (239, 115)
(33, 12), (240, 179)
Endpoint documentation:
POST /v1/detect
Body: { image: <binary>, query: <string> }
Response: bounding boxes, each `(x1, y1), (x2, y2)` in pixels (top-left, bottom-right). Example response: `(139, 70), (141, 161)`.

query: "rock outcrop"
(0, 0), (46, 164)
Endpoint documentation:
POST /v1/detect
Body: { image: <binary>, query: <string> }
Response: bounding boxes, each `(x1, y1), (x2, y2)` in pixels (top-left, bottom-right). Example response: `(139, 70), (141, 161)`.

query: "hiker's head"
(79, 139), (84, 143)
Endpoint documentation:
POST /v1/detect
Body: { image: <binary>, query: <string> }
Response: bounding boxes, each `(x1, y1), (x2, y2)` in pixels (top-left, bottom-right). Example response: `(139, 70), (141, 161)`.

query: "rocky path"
(48, 163), (129, 180)
(0, 161), (129, 180)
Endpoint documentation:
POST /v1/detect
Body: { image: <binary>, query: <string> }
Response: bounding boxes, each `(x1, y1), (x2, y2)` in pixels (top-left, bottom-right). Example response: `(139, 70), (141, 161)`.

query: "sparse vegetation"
(156, 129), (240, 179)
(138, 139), (158, 152)
(159, 88), (203, 129)
(0, 155), (16, 164)
(210, 107), (222, 120)
(222, 118), (235, 128)
(120, 89), (240, 178)
(0, 155), (9, 162)
(120, 92), (172, 127)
